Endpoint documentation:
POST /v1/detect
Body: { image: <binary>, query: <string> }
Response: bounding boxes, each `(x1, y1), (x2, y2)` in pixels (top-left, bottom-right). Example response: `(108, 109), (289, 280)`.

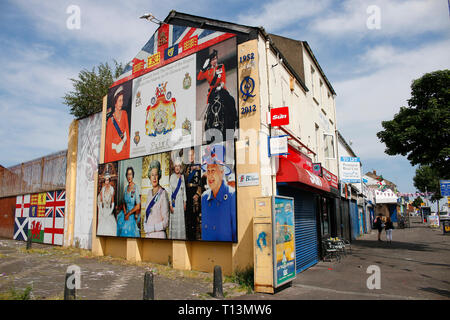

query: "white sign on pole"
(269, 135), (288, 156)
(340, 156), (361, 183)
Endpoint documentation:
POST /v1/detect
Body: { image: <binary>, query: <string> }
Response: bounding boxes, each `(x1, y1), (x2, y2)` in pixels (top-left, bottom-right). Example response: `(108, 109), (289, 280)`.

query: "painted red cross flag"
(15, 194), (30, 218)
(270, 107), (290, 127)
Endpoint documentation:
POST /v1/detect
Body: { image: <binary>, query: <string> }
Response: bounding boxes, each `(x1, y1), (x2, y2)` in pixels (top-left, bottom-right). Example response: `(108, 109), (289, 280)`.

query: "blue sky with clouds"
(0, 0), (449, 198)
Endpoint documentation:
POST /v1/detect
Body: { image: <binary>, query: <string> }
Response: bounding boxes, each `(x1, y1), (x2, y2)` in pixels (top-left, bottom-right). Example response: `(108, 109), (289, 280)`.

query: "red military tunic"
(105, 110), (130, 162)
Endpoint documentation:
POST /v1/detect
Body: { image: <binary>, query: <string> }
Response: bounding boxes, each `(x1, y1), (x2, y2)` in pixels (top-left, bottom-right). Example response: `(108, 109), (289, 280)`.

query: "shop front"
(276, 145), (331, 273)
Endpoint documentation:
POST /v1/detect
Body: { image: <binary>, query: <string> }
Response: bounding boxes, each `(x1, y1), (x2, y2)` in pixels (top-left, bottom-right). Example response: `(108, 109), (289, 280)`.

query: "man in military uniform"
(197, 49), (237, 144)
(184, 147), (203, 240)
(200, 144), (236, 242)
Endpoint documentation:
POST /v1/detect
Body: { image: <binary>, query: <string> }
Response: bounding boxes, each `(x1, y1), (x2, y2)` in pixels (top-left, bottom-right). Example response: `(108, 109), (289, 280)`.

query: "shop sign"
(268, 135), (288, 156)
(440, 180), (450, 197)
(322, 167), (338, 189)
(312, 163), (322, 177)
(339, 156), (361, 183)
(237, 173), (260, 187)
(270, 107), (290, 127)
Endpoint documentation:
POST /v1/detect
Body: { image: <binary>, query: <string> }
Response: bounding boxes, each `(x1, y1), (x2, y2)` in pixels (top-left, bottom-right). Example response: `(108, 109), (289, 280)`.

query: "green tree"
(377, 70), (450, 179)
(413, 165), (443, 205)
(63, 61), (124, 119)
(411, 196), (423, 208)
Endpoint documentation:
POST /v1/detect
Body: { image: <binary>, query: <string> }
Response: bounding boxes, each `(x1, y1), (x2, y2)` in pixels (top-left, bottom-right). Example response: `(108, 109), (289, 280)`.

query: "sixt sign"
(270, 107), (289, 127)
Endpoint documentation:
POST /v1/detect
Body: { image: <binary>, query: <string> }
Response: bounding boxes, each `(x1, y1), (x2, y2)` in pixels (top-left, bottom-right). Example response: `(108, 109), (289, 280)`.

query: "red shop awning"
(277, 156), (331, 192)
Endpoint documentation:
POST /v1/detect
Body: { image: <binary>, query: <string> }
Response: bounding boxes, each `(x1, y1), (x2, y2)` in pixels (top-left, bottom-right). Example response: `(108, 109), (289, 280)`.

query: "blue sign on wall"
(440, 180), (450, 197)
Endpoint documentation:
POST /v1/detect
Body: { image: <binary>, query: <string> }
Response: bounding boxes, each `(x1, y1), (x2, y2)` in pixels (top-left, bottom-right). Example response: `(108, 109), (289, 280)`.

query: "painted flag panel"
(13, 217), (28, 241)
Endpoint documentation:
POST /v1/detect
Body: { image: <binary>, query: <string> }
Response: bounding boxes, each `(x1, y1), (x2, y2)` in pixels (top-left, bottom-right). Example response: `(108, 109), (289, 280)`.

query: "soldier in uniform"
(184, 147), (204, 240)
(197, 49), (237, 144)
(200, 144), (236, 242)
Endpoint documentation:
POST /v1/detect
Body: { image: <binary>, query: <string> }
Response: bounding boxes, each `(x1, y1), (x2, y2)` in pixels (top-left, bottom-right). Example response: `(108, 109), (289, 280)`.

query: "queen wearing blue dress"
(117, 167), (141, 237)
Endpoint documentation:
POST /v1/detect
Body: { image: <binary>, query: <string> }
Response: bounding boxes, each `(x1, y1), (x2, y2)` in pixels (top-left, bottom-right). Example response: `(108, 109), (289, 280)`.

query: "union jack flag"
(45, 190), (65, 218)
(111, 24), (236, 88)
(44, 190), (65, 245)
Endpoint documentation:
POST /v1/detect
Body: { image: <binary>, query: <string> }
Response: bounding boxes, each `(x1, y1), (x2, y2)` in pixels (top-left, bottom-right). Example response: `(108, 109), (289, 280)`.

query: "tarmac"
(0, 216), (449, 300)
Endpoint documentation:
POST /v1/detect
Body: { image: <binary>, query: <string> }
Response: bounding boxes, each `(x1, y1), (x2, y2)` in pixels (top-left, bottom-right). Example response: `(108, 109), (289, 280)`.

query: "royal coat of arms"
(145, 82), (177, 137)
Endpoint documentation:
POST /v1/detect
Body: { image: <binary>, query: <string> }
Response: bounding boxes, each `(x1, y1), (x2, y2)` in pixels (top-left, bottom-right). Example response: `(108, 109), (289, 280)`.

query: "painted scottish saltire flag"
(13, 217), (28, 241)
(43, 190), (65, 245)
(111, 24), (235, 87)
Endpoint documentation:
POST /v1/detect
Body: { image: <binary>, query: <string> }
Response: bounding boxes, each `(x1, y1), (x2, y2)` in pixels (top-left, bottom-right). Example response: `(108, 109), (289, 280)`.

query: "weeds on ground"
(225, 267), (254, 294)
(0, 285), (33, 300)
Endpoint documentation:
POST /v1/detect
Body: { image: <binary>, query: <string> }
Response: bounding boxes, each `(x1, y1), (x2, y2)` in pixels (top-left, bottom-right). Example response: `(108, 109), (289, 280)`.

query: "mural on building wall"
(99, 26), (239, 242)
(13, 191), (66, 245)
(105, 81), (132, 163)
(74, 112), (102, 249)
(96, 162), (118, 237)
(97, 140), (236, 242)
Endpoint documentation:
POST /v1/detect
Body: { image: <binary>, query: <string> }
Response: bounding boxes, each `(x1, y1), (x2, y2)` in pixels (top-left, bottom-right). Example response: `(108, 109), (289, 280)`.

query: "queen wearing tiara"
(97, 166), (117, 236)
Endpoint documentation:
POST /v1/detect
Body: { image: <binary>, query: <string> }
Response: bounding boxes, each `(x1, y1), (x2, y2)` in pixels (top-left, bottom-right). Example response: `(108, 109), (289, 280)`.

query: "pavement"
(240, 216), (450, 300)
(0, 216), (449, 300)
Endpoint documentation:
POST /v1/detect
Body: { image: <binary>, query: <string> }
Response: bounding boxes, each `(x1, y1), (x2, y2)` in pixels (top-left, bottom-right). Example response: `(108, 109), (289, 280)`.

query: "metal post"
(26, 236), (32, 250)
(143, 271), (154, 300)
(213, 265), (224, 298)
(64, 271), (76, 300)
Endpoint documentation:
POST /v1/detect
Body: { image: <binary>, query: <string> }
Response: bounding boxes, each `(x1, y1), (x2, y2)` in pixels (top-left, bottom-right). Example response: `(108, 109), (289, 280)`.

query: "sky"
(0, 0), (449, 199)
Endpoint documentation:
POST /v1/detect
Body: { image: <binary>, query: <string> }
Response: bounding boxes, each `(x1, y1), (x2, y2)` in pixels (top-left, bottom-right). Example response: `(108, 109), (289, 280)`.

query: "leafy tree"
(377, 70), (450, 179)
(63, 61), (124, 119)
(413, 165), (443, 204)
(411, 196), (423, 208)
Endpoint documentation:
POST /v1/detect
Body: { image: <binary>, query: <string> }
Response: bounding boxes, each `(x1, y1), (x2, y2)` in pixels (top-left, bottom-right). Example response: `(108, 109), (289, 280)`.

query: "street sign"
(440, 180), (450, 197)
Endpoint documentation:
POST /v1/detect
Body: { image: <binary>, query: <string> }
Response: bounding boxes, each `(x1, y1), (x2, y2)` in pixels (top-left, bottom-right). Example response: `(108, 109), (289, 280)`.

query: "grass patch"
(225, 267), (254, 293)
(0, 285), (33, 300)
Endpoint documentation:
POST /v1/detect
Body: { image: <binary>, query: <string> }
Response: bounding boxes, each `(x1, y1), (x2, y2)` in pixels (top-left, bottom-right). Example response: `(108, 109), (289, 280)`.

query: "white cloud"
(236, 0), (331, 32)
(310, 0), (450, 38)
(335, 38), (450, 160)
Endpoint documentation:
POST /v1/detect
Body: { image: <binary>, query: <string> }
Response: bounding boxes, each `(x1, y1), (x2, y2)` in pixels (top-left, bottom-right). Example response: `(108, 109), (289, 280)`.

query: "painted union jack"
(44, 190), (66, 245)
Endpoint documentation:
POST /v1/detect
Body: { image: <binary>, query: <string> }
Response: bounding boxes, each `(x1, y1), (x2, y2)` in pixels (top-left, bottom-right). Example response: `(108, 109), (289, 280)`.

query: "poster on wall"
(130, 55), (197, 158)
(273, 196), (296, 287)
(104, 80), (133, 163)
(195, 37), (238, 145)
(96, 162), (119, 237)
(97, 140), (237, 242)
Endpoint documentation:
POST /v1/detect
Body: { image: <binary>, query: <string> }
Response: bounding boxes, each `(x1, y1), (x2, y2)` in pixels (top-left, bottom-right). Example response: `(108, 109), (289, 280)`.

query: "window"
(310, 66), (316, 98)
(323, 133), (335, 159)
(319, 80), (323, 106)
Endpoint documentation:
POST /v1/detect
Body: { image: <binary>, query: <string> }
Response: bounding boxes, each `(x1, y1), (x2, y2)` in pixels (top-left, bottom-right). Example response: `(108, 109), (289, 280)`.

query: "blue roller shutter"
(278, 186), (319, 274)
(349, 200), (359, 240)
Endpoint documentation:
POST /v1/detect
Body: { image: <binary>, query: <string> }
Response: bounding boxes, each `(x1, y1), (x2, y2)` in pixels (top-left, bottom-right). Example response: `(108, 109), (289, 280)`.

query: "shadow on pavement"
(351, 239), (431, 252)
(419, 287), (450, 298)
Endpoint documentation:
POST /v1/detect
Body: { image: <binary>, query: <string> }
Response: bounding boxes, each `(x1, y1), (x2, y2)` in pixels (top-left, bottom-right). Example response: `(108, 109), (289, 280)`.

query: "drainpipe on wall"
(265, 40), (276, 196)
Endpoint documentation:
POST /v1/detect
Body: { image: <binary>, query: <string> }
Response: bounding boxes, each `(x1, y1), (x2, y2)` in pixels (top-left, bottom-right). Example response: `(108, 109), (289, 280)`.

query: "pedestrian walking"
(385, 216), (394, 244)
(373, 213), (385, 242)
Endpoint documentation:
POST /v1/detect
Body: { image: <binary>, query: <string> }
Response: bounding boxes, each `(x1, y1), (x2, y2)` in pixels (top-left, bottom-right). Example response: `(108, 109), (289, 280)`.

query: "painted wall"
(0, 196), (15, 238)
(73, 113), (102, 249)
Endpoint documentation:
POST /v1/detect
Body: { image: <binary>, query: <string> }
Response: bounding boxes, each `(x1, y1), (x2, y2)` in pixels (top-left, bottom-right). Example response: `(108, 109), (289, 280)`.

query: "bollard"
(213, 265), (224, 298)
(64, 271), (76, 300)
(143, 271), (154, 300)
(26, 236), (32, 250)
